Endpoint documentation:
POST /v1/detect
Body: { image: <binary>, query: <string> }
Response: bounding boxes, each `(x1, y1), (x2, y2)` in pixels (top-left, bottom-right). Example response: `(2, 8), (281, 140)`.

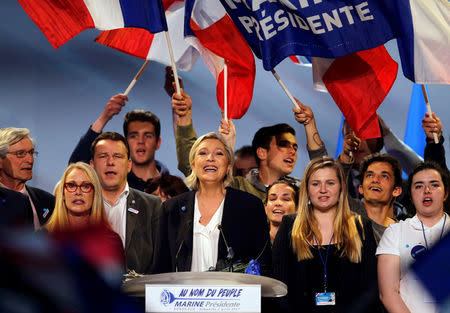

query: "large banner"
(219, 0), (402, 70)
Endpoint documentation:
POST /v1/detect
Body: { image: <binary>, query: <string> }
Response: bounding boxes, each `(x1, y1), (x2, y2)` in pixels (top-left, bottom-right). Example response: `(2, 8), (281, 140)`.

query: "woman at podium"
(272, 157), (380, 312)
(152, 132), (271, 273)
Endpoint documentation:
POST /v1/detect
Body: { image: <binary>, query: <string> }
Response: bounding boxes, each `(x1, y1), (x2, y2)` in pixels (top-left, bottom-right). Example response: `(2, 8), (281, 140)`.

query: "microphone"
(217, 224), (234, 271)
(175, 219), (192, 272)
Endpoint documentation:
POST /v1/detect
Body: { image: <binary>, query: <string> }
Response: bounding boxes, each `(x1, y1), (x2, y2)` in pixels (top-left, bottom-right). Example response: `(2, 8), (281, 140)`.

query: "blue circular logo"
(411, 245), (427, 259)
(160, 290), (176, 305)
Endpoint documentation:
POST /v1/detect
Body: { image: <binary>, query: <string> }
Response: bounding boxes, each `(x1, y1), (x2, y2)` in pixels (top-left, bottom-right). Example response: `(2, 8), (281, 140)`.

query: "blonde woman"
(273, 156), (380, 313)
(152, 133), (270, 273)
(47, 162), (109, 232)
(46, 162), (124, 282)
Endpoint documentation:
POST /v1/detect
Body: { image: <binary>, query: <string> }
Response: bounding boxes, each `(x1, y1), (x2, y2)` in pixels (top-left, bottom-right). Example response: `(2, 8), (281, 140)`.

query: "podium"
(122, 272), (287, 312)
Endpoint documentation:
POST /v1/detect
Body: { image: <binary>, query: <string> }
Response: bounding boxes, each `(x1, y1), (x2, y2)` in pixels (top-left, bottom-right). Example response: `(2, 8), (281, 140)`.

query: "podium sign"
(145, 284), (261, 313)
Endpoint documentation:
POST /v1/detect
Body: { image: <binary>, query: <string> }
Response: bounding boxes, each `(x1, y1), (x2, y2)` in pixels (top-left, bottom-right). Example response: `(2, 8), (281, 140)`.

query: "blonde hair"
(185, 132), (234, 190)
(46, 162), (110, 232)
(291, 156), (363, 263)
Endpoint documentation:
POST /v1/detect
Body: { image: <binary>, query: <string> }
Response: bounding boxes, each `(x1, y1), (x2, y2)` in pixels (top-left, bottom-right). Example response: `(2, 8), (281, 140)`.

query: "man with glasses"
(0, 127), (54, 228)
(89, 131), (161, 273)
(172, 90), (327, 201)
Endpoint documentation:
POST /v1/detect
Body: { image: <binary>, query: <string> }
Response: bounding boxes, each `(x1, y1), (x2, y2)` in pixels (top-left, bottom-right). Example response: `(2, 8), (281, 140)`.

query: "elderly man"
(0, 128), (54, 229)
(0, 140), (33, 228)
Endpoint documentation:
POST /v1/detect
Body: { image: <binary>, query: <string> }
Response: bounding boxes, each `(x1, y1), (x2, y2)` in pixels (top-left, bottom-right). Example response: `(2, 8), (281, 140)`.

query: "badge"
(128, 208), (139, 214)
(315, 292), (336, 306)
(411, 245), (427, 259)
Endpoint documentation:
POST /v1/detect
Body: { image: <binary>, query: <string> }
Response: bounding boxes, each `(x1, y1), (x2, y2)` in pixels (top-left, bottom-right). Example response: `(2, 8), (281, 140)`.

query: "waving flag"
(18, 0), (168, 49)
(319, 46), (398, 139)
(185, 0), (255, 119)
(395, 0), (450, 84)
(95, 1), (200, 71)
(219, 0), (401, 70)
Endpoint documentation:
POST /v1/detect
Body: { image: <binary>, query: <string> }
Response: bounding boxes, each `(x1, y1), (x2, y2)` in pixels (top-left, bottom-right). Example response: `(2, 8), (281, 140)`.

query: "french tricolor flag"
(185, 0), (255, 119)
(396, 0), (450, 84)
(95, 0), (201, 71)
(18, 0), (168, 49)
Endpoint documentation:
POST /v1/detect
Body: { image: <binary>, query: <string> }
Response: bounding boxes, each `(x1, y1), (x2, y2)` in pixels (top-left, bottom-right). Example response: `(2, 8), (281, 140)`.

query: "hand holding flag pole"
(271, 69), (300, 110)
(421, 84), (438, 144)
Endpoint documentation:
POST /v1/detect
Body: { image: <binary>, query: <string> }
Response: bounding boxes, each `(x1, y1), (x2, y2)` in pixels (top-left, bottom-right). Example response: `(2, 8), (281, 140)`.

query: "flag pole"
(421, 84), (439, 144)
(164, 31), (181, 95)
(123, 60), (149, 96)
(271, 69), (300, 109)
(224, 62), (228, 121)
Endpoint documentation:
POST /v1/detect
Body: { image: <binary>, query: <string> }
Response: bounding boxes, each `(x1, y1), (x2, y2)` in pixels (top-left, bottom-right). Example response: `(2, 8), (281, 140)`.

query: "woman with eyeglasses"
(377, 162), (450, 313)
(272, 156), (380, 313)
(46, 162), (124, 285)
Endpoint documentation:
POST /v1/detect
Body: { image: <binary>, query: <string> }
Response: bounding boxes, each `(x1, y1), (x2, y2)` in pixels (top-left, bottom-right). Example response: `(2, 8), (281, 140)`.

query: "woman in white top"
(377, 162), (450, 313)
(152, 132), (271, 273)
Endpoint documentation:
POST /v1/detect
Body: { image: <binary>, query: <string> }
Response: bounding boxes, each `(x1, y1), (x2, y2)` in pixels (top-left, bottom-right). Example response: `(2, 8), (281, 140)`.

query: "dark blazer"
(152, 187), (271, 273)
(125, 188), (161, 274)
(0, 187), (33, 228)
(26, 185), (55, 226)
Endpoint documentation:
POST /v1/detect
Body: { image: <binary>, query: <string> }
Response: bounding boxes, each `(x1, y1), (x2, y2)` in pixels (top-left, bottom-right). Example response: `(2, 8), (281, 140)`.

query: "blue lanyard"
(420, 214), (446, 250)
(314, 233), (334, 292)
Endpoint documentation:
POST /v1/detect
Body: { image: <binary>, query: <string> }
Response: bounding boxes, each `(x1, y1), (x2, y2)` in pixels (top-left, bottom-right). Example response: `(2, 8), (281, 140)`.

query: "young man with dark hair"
(350, 153), (404, 242)
(171, 89), (327, 201)
(69, 95), (169, 191)
(89, 131), (161, 273)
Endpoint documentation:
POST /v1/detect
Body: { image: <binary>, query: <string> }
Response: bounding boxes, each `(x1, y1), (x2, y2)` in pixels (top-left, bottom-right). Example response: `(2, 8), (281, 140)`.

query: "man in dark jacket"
(0, 128), (54, 229)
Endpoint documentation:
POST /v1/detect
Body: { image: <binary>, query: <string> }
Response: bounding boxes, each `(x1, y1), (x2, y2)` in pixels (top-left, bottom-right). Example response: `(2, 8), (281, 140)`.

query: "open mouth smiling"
(203, 166), (218, 172)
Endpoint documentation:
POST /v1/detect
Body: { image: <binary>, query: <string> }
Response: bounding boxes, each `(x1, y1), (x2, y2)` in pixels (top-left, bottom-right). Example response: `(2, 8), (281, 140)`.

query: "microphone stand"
(218, 224), (234, 272)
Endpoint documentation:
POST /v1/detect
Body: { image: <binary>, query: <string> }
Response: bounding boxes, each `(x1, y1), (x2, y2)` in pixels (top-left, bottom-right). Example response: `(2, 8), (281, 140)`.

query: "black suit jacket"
(152, 187), (271, 273)
(0, 187), (33, 228)
(26, 185), (55, 226)
(125, 188), (161, 274)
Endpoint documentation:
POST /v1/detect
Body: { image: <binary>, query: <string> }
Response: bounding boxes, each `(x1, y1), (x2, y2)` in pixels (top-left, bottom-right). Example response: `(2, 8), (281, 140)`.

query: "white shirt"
(376, 213), (449, 313)
(103, 183), (129, 248)
(190, 194), (225, 272)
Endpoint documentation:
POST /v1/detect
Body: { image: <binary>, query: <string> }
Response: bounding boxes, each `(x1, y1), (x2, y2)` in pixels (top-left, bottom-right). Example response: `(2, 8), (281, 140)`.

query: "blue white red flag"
(184, 0), (256, 119)
(18, 0), (168, 49)
(95, 1), (200, 71)
(395, 0), (450, 84)
(218, 0), (401, 70)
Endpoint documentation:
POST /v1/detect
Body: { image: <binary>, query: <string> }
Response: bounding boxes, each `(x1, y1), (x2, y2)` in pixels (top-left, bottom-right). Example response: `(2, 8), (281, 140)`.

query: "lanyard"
(314, 233), (334, 292)
(420, 214), (446, 250)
